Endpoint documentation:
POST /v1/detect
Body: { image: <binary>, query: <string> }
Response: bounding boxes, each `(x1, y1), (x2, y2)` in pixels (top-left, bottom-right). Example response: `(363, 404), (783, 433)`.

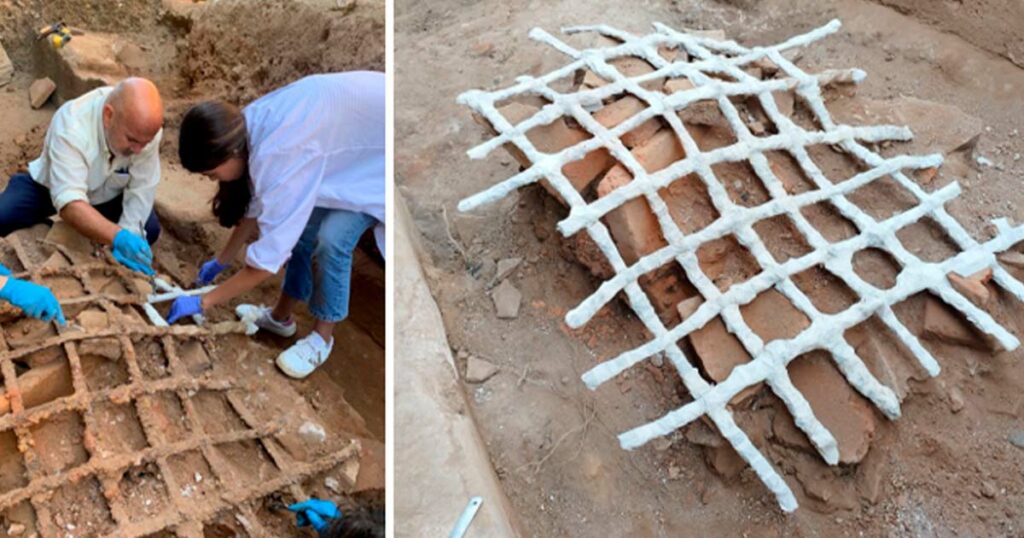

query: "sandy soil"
(397, 0), (1024, 536)
(0, 0), (385, 535)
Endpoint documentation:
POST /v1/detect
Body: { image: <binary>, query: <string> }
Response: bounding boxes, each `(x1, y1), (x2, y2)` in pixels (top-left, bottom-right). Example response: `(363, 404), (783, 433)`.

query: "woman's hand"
(167, 295), (202, 324)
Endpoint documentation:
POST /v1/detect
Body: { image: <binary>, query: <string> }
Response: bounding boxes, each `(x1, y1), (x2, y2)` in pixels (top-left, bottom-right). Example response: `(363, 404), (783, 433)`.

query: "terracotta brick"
(740, 289), (809, 343)
(595, 129), (687, 264)
(1, 360), (74, 415)
(581, 56), (663, 91)
(789, 352), (877, 464)
(592, 96), (661, 148)
(947, 267), (992, 305)
(636, 267), (693, 325)
(773, 91), (795, 118)
(496, 101), (614, 197)
(689, 314), (750, 382)
(922, 296), (991, 350)
(705, 443), (745, 478)
(664, 78), (725, 126)
(998, 251), (1024, 271)
(29, 77), (56, 109)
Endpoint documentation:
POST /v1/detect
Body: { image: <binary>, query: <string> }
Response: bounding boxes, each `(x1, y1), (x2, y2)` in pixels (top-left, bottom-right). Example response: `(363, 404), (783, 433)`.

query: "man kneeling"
(0, 77), (164, 275)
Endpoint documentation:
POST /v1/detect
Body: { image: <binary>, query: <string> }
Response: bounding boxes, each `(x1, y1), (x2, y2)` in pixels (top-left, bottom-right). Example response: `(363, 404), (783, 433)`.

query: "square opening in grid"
(214, 439), (281, 488)
(30, 410), (88, 476)
(167, 450), (220, 507)
(81, 350), (131, 392)
(696, 234), (762, 292)
(118, 462), (171, 523)
(791, 265), (859, 315)
(896, 217), (961, 263)
(37, 275), (85, 301)
(739, 288), (810, 344)
(853, 247), (902, 290)
(50, 476), (117, 536)
(637, 262), (698, 328)
(800, 199), (858, 243)
(88, 269), (133, 296)
(752, 213), (813, 263)
(3, 318), (57, 350)
(590, 90), (664, 150)
(192, 391), (248, 435)
(133, 336), (171, 380)
(147, 392), (192, 444)
(846, 173), (920, 221)
(713, 160), (771, 208)
(12, 356), (74, 411)
(92, 401), (149, 456)
(0, 430), (28, 493)
(177, 339), (214, 376)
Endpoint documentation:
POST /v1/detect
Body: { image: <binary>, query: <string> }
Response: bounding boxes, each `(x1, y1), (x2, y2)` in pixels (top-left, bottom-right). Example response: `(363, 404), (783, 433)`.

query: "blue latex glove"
(0, 277), (66, 325)
(0, 263), (10, 276)
(112, 229), (155, 276)
(195, 258), (228, 286)
(167, 295), (202, 324)
(288, 499), (341, 532)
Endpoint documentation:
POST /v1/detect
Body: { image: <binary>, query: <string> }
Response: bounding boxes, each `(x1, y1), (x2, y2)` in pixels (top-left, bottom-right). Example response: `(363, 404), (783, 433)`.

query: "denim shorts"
(282, 207), (377, 322)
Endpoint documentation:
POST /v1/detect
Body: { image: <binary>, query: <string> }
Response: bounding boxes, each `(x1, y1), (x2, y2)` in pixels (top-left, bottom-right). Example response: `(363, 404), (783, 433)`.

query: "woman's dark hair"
(178, 100), (252, 228)
(319, 504), (385, 538)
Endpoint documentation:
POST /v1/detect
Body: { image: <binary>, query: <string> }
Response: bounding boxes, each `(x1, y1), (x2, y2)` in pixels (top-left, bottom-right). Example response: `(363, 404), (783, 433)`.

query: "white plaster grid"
(456, 20), (1024, 511)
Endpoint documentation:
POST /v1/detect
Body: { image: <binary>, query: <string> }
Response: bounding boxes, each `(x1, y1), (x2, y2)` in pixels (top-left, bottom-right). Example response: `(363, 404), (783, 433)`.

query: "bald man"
(0, 78), (163, 275)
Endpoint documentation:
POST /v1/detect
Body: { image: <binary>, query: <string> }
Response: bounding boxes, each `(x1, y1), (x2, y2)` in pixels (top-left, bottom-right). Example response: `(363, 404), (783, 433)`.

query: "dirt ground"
(0, 0), (385, 536)
(396, 0), (1024, 536)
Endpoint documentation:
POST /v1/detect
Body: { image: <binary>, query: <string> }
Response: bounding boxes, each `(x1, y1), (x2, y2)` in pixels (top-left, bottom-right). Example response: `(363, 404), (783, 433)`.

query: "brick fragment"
(789, 353), (876, 464)
(29, 77), (56, 109)
(947, 267), (992, 305)
(592, 96), (660, 148)
(496, 101), (614, 198)
(664, 78), (725, 127)
(922, 296), (990, 349)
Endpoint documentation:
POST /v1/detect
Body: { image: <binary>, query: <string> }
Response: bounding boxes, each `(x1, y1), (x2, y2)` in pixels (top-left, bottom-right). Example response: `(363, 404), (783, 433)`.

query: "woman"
(0, 263), (64, 324)
(168, 72), (384, 379)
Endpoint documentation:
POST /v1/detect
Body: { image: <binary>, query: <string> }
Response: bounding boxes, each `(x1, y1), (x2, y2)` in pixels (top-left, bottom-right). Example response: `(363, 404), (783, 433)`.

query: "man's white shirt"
(28, 86), (162, 237)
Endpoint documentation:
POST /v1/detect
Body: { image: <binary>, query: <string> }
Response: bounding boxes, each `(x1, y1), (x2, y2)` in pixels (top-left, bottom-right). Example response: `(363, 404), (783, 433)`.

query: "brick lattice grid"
(456, 19), (1024, 511)
(0, 234), (359, 537)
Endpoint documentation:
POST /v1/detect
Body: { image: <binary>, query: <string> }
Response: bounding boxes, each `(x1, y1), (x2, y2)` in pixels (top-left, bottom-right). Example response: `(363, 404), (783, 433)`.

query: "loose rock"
(491, 279), (522, 319)
(494, 257), (522, 282)
(947, 386), (965, 413)
(465, 356), (499, 384)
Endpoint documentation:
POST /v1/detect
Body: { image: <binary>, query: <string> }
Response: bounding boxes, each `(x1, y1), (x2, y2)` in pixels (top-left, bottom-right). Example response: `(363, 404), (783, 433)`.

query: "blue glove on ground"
(0, 277), (65, 325)
(167, 295), (202, 324)
(112, 229), (155, 276)
(195, 258), (228, 286)
(288, 499), (341, 532)
(0, 263), (10, 276)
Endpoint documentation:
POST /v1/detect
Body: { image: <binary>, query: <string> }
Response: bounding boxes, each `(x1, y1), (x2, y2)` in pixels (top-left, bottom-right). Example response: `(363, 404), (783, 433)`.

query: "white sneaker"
(275, 332), (333, 379)
(235, 304), (297, 338)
